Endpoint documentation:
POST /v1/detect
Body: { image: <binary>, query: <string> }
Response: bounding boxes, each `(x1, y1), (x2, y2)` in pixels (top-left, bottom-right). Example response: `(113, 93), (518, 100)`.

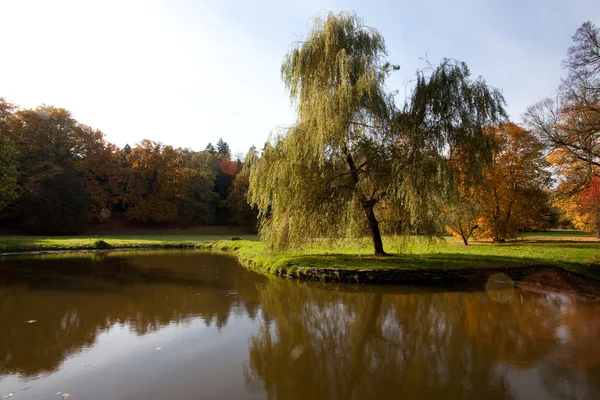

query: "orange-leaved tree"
(476, 123), (552, 242)
(123, 140), (191, 222)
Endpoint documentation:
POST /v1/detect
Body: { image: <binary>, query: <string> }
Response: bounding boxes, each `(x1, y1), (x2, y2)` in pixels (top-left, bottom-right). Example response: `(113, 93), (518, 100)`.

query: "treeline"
(0, 102), (257, 234)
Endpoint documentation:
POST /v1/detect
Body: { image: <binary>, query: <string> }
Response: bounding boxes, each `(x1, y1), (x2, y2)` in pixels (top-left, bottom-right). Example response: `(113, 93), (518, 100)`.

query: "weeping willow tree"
(249, 11), (506, 255)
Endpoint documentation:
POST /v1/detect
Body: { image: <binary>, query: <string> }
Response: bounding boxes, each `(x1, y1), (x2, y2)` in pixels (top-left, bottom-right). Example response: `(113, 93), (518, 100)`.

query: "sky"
(1, 0), (599, 155)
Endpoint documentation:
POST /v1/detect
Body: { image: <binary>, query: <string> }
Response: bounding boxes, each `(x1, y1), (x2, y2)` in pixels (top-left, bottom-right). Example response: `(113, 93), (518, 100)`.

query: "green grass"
(1, 232), (599, 281)
(0, 234), (259, 253)
(213, 235), (600, 280)
(522, 229), (596, 239)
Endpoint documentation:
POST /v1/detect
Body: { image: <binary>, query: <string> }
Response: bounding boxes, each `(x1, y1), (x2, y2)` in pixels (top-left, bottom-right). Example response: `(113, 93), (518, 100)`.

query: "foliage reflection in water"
(0, 251), (599, 400)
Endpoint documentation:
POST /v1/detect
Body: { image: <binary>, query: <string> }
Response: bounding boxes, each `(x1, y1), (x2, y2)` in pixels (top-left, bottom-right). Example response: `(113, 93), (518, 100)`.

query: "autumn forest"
(0, 17), (598, 245)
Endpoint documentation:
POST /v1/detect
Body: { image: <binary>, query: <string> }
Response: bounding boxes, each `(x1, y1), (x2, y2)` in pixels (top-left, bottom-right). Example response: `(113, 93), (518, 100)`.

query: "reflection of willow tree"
(246, 281), (514, 400)
(0, 251), (265, 377)
(246, 280), (600, 400)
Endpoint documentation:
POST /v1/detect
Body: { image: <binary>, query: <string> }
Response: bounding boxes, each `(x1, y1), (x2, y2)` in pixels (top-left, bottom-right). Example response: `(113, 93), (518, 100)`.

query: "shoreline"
(2, 239), (600, 300)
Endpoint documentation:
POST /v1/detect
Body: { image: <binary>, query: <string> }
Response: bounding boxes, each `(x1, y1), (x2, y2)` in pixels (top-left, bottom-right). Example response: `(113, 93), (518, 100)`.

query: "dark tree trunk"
(364, 201), (386, 255)
(457, 222), (469, 246)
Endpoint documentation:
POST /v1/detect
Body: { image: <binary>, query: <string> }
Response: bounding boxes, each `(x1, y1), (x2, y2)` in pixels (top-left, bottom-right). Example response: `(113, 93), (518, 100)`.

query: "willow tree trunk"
(364, 201), (386, 255)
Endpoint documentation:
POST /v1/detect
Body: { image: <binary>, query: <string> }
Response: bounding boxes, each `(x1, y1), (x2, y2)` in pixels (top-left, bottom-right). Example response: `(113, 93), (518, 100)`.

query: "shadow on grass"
(282, 252), (600, 281)
(288, 253), (541, 269)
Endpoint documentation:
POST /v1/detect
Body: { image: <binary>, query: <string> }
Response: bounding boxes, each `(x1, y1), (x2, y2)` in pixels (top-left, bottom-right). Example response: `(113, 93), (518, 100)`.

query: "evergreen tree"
(204, 142), (216, 155)
(216, 138), (231, 157)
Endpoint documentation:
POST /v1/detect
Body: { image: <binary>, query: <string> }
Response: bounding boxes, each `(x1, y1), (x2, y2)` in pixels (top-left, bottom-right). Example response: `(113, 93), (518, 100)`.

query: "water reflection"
(0, 251), (599, 400)
(245, 280), (600, 400)
(0, 251), (265, 377)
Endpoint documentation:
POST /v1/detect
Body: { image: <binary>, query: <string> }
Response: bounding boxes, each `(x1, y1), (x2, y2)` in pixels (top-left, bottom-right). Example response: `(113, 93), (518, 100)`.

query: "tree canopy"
(525, 21), (600, 236)
(0, 101), (244, 233)
(0, 99), (19, 212)
(249, 11), (506, 254)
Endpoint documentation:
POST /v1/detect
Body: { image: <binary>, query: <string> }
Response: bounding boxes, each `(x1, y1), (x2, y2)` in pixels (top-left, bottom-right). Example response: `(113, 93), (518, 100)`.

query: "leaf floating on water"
(21, 387), (31, 391)
(62, 394), (70, 399)
(55, 392), (61, 396)
(225, 290), (237, 296)
(3, 393), (14, 398)
(156, 347), (162, 350)
(25, 320), (37, 324)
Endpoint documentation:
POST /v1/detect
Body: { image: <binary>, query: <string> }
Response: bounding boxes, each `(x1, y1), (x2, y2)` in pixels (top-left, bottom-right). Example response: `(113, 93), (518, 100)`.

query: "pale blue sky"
(1, 0), (598, 155)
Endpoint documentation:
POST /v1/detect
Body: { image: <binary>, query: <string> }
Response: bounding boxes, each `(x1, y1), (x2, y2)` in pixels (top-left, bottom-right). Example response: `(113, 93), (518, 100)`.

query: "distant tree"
(225, 147), (259, 230)
(249, 12), (506, 254)
(123, 140), (191, 222)
(477, 124), (552, 242)
(5, 105), (121, 231)
(0, 99), (19, 212)
(72, 125), (122, 220)
(180, 150), (220, 226)
(212, 138), (238, 205)
(526, 21), (599, 178)
(216, 138), (231, 157)
(443, 194), (481, 246)
(525, 21), (599, 236)
(555, 177), (600, 236)
(19, 170), (91, 234)
(204, 142), (216, 155)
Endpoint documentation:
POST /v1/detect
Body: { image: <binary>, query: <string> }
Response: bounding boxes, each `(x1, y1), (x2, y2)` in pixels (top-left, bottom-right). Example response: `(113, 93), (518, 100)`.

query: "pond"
(1, 251), (599, 399)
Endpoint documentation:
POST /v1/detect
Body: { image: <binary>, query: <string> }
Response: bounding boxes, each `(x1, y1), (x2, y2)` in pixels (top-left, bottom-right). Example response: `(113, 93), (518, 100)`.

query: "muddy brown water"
(1, 250), (599, 400)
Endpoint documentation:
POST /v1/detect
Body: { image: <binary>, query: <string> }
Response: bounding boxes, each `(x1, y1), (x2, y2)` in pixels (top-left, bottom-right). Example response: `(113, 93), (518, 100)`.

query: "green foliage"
(180, 152), (220, 226)
(5, 105), (121, 225)
(216, 138), (231, 157)
(18, 170), (91, 235)
(204, 142), (216, 155)
(224, 147), (259, 230)
(0, 140), (19, 211)
(0, 99), (19, 211)
(249, 11), (506, 254)
(212, 236), (600, 281)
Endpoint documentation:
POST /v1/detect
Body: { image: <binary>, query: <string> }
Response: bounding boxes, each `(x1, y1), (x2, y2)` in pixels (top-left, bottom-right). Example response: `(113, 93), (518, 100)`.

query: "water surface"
(1, 251), (599, 399)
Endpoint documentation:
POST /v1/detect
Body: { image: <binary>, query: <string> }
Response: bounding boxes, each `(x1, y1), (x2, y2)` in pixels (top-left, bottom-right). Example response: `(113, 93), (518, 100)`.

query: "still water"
(1, 251), (599, 400)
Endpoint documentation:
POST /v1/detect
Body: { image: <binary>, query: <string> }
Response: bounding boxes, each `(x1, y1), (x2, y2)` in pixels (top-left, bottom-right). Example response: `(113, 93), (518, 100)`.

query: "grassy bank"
(0, 234), (259, 253)
(213, 235), (600, 281)
(1, 232), (599, 281)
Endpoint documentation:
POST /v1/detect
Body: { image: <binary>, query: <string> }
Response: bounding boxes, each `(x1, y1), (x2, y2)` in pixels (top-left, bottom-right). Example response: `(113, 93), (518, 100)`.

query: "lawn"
(0, 234), (259, 253)
(1, 231), (599, 280)
(214, 233), (600, 280)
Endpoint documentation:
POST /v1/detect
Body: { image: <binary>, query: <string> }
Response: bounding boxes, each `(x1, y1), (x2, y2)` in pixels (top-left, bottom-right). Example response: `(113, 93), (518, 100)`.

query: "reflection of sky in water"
(0, 315), (263, 400)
